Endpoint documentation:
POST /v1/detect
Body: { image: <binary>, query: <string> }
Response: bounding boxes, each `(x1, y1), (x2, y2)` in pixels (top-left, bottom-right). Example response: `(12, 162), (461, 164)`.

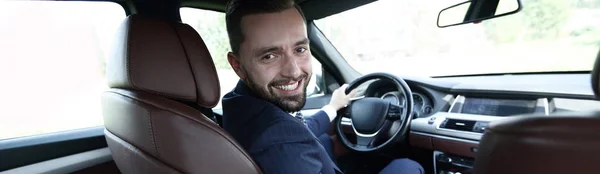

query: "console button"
(479, 123), (488, 132)
(472, 122), (489, 133)
(428, 117), (436, 124)
(472, 124), (480, 132)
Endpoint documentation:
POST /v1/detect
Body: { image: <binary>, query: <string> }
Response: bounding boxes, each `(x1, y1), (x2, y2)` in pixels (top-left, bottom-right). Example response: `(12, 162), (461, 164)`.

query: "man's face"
(228, 8), (311, 112)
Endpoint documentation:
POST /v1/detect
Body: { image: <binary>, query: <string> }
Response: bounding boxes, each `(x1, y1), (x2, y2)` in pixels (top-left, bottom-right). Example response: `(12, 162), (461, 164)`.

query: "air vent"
(440, 119), (476, 132)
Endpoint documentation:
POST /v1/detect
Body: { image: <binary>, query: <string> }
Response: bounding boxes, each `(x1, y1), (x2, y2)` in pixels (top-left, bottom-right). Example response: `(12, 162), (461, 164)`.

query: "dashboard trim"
(447, 95), (459, 113)
(410, 131), (479, 158)
(448, 95), (465, 113)
(411, 112), (506, 141)
(436, 125), (483, 136)
(450, 89), (596, 100)
(401, 74), (596, 101)
(410, 131), (479, 145)
(351, 121), (382, 138)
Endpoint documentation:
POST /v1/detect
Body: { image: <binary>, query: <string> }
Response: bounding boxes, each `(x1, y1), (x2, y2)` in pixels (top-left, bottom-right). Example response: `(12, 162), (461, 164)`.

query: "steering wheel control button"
(428, 117), (436, 124)
(389, 104), (401, 111)
(387, 104), (402, 120)
(388, 113), (400, 120)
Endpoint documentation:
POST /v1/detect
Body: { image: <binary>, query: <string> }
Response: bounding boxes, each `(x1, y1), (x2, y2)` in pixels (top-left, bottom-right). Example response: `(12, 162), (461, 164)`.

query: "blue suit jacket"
(222, 80), (341, 174)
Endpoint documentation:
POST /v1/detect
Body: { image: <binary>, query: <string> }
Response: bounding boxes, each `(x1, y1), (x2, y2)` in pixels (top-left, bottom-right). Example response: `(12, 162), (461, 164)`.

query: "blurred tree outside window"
(0, 1), (125, 140)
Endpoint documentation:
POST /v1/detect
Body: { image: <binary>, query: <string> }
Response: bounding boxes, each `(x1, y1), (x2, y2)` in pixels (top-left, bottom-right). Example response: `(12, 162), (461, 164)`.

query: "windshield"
(314, 0), (600, 77)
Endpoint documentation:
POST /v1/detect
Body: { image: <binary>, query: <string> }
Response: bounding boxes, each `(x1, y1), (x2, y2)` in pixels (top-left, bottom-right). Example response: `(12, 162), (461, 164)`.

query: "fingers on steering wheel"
(348, 89), (358, 97)
(339, 84), (349, 92)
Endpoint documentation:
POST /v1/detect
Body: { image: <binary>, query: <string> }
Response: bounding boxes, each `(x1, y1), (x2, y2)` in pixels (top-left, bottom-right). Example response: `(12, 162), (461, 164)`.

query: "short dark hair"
(225, 0), (306, 55)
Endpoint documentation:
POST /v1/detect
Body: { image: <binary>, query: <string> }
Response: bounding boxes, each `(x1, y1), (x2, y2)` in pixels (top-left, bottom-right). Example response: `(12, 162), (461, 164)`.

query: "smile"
(274, 80), (300, 91)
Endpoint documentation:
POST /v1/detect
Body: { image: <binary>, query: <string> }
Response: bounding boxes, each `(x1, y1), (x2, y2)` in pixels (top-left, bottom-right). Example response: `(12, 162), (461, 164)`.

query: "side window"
(180, 7), (325, 108)
(307, 57), (324, 97)
(0, 1), (125, 140)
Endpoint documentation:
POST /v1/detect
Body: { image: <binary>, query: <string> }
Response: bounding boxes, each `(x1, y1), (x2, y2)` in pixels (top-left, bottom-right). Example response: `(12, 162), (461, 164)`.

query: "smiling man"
(221, 0), (423, 173)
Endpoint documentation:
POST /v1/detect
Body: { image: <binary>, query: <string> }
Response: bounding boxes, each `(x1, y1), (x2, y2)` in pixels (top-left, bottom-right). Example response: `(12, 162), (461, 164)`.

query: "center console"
(434, 151), (473, 174)
(411, 95), (554, 174)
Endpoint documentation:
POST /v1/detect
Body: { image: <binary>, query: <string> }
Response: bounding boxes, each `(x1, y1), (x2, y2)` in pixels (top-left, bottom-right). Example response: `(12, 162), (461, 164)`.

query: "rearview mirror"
(437, 0), (522, 28)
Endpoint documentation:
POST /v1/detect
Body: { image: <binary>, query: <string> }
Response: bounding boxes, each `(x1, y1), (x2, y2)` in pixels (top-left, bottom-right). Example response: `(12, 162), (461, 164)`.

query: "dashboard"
(364, 80), (438, 119)
(339, 73), (600, 174)
(376, 91), (434, 118)
(449, 95), (544, 116)
(357, 73), (600, 121)
(344, 73), (600, 152)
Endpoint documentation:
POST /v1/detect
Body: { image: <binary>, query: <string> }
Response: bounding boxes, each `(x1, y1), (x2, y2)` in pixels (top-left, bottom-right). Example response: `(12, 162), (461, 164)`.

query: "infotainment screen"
(460, 97), (537, 116)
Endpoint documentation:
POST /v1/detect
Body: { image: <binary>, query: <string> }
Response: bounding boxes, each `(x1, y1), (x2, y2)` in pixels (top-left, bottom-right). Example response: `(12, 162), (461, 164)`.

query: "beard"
(242, 69), (310, 113)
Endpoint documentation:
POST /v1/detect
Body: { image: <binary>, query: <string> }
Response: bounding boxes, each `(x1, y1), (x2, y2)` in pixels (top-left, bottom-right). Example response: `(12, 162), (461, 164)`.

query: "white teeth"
(275, 82), (299, 91)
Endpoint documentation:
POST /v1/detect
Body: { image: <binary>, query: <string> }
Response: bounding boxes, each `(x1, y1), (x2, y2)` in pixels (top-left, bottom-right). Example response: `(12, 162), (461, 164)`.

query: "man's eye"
(296, 47), (307, 53)
(262, 54), (275, 60)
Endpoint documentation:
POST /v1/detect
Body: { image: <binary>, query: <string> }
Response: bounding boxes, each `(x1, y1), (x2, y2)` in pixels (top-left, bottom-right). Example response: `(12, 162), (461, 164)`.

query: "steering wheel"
(335, 73), (413, 152)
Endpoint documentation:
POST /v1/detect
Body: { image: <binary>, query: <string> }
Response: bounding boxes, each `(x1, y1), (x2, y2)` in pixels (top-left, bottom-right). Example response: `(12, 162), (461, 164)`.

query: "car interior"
(1, 0), (600, 173)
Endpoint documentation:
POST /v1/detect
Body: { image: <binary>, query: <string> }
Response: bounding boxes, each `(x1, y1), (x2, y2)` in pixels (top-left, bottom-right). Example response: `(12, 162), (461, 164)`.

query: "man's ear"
(227, 52), (246, 80)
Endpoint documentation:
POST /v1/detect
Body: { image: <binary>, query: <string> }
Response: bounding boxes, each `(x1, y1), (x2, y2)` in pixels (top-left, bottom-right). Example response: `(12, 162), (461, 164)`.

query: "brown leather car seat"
(102, 14), (261, 174)
(473, 48), (600, 174)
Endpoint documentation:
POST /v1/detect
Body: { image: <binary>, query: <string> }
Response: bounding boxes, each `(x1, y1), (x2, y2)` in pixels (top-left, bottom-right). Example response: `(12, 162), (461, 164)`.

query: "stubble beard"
(242, 69), (310, 113)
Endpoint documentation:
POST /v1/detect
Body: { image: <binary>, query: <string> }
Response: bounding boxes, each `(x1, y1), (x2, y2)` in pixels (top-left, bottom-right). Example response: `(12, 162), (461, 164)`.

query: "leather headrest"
(592, 48), (600, 98)
(107, 14), (220, 108)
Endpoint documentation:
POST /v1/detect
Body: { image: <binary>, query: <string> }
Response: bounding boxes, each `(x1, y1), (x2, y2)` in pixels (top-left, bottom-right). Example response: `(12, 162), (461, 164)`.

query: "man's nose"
(280, 55), (302, 78)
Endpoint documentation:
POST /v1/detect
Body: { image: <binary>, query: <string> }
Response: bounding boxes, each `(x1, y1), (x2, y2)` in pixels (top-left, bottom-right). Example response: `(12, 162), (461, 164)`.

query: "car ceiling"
(104, 0), (378, 20)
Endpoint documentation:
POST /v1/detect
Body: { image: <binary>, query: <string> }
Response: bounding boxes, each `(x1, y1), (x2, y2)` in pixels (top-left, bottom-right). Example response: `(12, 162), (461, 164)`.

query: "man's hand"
(327, 84), (357, 111)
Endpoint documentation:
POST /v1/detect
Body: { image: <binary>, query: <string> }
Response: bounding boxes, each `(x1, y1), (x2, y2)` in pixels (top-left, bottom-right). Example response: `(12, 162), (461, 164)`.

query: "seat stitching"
(127, 19), (157, 156)
(169, 22), (199, 104)
(146, 108), (160, 157)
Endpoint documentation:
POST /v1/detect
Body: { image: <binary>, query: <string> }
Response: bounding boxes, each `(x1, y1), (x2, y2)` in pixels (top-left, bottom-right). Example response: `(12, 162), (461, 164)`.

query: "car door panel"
(0, 127), (118, 173)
